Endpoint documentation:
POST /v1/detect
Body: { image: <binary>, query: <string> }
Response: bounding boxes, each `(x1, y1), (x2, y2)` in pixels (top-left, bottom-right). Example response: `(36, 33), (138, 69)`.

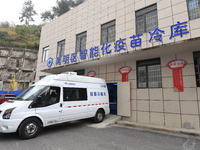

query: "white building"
(36, 0), (200, 133)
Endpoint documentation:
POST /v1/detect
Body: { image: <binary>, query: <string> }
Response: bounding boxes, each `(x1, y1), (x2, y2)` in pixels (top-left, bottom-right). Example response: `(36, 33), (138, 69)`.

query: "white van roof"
(55, 74), (105, 83)
(34, 73), (106, 86)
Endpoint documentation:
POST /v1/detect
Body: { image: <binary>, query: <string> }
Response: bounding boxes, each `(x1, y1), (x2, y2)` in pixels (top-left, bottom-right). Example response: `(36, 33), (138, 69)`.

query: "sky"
(0, 0), (57, 25)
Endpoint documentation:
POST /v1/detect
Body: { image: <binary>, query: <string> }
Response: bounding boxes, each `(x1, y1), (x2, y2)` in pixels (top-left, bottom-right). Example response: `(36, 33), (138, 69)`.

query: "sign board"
(118, 66), (132, 82)
(87, 71), (96, 77)
(47, 57), (53, 68)
(47, 21), (190, 68)
(166, 59), (188, 92)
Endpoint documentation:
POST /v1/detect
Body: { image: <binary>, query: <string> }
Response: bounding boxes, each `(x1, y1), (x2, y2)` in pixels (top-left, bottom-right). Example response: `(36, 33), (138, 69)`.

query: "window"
(63, 88), (87, 101)
(17, 86), (46, 100)
(136, 4), (158, 34)
(42, 47), (49, 62)
(193, 51), (200, 86)
(101, 20), (116, 45)
(187, 0), (200, 20)
(57, 40), (65, 57)
(37, 86), (60, 107)
(76, 31), (87, 52)
(74, 69), (85, 75)
(137, 58), (162, 88)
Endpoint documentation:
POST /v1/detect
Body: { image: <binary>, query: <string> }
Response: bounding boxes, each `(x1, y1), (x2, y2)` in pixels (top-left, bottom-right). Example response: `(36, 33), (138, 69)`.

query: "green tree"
(52, 0), (75, 17)
(40, 10), (55, 22)
(19, 0), (37, 25)
(1, 21), (15, 28)
(40, 0), (85, 22)
(0, 21), (10, 28)
(74, 0), (85, 6)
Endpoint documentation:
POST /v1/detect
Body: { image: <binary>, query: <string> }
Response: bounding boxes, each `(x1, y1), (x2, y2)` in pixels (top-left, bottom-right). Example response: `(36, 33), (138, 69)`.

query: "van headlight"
(3, 108), (15, 119)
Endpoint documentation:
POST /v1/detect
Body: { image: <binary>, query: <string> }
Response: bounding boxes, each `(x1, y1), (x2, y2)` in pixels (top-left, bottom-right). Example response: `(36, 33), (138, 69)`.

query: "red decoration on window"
(87, 71), (96, 77)
(118, 66), (132, 82)
(166, 59), (188, 92)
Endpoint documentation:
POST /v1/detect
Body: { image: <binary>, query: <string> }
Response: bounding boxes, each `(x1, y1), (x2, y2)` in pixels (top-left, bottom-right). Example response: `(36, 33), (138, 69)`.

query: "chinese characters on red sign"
(87, 71), (96, 77)
(166, 59), (188, 92)
(118, 66), (132, 82)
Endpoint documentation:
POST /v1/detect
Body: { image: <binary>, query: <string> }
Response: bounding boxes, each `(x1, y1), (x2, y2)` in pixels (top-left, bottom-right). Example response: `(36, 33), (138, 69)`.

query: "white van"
(0, 73), (110, 139)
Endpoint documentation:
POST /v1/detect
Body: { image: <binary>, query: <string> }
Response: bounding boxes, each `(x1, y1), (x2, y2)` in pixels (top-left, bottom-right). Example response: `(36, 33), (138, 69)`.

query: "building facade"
(36, 0), (200, 132)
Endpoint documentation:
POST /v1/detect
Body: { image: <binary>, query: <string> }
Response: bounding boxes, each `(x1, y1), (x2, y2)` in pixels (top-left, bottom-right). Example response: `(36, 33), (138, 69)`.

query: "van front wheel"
(94, 109), (104, 123)
(18, 118), (41, 139)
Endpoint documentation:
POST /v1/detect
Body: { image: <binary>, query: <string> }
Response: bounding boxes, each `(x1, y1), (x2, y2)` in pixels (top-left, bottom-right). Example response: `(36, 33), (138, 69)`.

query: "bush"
(0, 25), (41, 50)
(0, 30), (8, 40)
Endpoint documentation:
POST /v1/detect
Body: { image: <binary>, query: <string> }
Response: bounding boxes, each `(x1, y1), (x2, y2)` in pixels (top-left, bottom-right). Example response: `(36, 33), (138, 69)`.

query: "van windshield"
(15, 86), (47, 101)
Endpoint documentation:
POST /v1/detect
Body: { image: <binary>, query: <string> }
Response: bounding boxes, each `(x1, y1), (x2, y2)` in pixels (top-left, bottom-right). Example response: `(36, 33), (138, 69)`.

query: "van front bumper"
(0, 118), (22, 133)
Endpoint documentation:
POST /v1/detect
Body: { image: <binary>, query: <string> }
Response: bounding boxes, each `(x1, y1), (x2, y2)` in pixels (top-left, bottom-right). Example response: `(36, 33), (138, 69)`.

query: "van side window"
(37, 86), (60, 107)
(63, 88), (87, 101)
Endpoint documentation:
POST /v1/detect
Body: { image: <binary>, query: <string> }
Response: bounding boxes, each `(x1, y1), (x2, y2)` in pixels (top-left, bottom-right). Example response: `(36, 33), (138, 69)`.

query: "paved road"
(0, 119), (200, 150)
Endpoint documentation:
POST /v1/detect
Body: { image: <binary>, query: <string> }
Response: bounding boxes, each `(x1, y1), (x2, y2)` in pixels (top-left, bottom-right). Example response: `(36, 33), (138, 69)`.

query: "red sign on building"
(87, 71), (96, 77)
(166, 59), (188, 92)
(118, 66), (132, 82)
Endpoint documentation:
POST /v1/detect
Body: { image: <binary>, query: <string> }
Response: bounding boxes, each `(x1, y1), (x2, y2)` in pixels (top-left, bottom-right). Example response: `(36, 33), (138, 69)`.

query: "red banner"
(172, 68), (183, 91)
(166, 59), (188, 92)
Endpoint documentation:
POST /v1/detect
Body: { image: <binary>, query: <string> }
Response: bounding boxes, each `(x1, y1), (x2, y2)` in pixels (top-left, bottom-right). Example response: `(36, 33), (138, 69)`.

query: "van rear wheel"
(94, 109), (104, 123)
(18, 118), (41, 139)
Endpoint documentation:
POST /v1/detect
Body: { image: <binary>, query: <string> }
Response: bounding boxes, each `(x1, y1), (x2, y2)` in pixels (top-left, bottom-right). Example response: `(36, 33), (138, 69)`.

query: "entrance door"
(107, 83), (117, 115)
(117, 82), (131, 117)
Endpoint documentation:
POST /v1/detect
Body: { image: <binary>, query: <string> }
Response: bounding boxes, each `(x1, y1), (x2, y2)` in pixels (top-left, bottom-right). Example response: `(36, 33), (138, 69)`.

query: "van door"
(62, 87), (87, 121)
(35, 86), (62, 125)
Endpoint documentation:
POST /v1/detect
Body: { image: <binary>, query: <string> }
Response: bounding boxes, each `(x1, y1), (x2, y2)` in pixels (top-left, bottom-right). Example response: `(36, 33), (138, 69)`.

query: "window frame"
(136, 4), (158, 34)
(42, 46), (49, 62)
(137, 58), (162, 88)
(57, 40), (65, 57)
(75, 31), (87, 52)
(100, 20), (116, 45)
(186, 0), (200, 20)
(35, 86), (61, 107)
(63, 87), (87, 101)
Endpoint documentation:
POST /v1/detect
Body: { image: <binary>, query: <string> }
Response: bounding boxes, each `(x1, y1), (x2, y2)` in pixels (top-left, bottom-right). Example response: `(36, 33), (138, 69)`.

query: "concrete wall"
(0, 47), (38, 91)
